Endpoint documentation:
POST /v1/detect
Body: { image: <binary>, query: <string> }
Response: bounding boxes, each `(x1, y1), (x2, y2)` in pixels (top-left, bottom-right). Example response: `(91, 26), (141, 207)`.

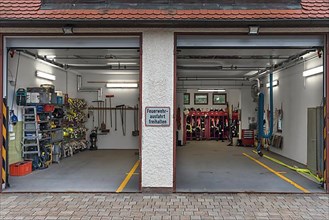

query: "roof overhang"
(1, 19), (329, 28)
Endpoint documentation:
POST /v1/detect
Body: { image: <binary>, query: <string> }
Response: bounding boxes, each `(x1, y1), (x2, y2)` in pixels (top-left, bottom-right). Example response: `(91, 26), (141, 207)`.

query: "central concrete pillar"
(141, 31), (174, 192)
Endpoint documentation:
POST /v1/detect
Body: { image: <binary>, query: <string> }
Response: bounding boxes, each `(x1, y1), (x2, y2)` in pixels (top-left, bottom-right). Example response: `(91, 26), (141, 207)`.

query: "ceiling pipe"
(19, 50), (66, 71)
(249, 49), (316, 80)
(67, 65), (139, 70)
(77, 75), (103, 101)
(177, 66), (264, 71)
(177, 77), (247, 81)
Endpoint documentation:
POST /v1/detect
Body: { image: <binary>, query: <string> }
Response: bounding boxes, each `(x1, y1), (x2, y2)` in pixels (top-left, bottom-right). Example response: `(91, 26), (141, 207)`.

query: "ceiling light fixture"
(244, 70), (258, 76)
(36, 71), (56, 81)
(106, 83), (138, 88)
(46, 55), (56, 60)
(249, 26), (259, 35)
(266, 80), (279, 88)
(107, 62), (138, 65)
(303, 65), (323, 77)
(198, 89), (226, 92)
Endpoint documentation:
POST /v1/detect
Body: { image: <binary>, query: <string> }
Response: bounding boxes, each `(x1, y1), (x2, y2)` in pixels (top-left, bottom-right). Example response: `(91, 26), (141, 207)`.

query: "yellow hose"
(252, 150), (323, 183)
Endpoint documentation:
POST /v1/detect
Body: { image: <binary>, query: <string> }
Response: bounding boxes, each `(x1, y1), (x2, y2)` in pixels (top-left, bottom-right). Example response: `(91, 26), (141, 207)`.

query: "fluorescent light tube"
(35, 71), (56, 81)
(244, 70), (258, 76)
(106, 83), (138, 88)
(198, 89), (226, 92)
(266, 80), (279, 88)
(46, 55), (56, 59)
(107, 62), (138, 65)
(303, 66), (323, 77)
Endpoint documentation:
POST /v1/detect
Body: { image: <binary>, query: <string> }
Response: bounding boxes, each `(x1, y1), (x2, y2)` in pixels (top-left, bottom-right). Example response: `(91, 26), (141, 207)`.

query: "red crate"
(10, 161), (32, 176)
(44, 104), (55, 112)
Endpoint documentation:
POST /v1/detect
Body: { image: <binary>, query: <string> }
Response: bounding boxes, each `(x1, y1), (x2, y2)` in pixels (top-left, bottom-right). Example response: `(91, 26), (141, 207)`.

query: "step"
(24, 121), (37, 124)
(24, 129), (39, 132)
(22, 151), (39, 155)
(22, 143), (39, 147)
(24, 136), (38, 139)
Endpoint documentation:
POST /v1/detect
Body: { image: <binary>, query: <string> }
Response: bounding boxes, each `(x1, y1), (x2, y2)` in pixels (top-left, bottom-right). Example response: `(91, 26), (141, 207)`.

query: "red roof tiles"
(0, 0), (328, 21)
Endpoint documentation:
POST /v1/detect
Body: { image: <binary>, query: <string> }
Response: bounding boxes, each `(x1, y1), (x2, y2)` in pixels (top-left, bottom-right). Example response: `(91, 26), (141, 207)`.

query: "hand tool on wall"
(116, 104), (126, 136)
(100, 100), (110, 133)
(132, 104), (139, 136)
(92, 101), (101, 128)
(106, 94), (114, 128)
(115, 106), (117, 131)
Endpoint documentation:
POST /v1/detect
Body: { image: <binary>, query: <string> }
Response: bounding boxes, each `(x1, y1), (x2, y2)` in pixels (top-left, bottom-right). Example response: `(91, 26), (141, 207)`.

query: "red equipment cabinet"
(242, 129), (255, 146)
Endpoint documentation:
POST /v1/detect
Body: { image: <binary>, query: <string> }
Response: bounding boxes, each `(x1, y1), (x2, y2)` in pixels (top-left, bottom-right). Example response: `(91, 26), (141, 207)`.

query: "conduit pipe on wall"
(77, 75), (103, 101)
(257, 72), (274, 156)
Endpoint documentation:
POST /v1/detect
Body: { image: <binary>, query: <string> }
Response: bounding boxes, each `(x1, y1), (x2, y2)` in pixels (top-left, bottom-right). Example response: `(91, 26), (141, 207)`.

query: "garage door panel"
(5, 36), (140, 49)
(177, 35), (324, 48)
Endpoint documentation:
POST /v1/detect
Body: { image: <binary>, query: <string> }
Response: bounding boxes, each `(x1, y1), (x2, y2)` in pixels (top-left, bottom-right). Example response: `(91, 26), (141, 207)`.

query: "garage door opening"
(175, 35), (326, 193)
(3, 36), (141, 192)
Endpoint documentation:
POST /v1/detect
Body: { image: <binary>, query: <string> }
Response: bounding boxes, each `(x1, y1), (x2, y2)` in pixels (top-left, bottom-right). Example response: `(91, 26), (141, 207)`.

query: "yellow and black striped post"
(2, 98), (8, 188)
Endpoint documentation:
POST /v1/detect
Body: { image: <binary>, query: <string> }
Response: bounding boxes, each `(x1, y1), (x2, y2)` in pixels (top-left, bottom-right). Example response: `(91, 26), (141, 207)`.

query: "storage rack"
(22, 104), (64, 163)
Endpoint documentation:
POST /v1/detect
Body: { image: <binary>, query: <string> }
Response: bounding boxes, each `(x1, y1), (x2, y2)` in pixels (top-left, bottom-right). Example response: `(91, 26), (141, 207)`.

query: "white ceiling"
(176, 48), (311, 78)
(23, 47), (314, 88)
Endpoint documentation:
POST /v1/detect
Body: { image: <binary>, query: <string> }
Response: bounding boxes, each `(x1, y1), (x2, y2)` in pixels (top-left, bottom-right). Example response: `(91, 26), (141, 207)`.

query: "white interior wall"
(77, 73), (139, 149)
(176, 89), (241, 142)
(240, 88), (257, 129)
(141, 31), (174, 188)
(7, 52), (77, 120)
(263, 56), (323, 164)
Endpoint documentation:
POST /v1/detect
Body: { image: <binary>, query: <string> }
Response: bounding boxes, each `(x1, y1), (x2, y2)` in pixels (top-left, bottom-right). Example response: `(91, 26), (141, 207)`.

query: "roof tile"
(0, 0), (328, 21)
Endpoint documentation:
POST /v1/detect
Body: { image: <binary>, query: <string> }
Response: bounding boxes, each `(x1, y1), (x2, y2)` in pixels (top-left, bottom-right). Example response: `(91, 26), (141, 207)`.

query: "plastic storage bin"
(10, 161), (32, 176)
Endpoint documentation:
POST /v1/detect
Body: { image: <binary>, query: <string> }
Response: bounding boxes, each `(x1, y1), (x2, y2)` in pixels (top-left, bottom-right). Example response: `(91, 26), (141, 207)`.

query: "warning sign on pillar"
(145, 107), (170, 127)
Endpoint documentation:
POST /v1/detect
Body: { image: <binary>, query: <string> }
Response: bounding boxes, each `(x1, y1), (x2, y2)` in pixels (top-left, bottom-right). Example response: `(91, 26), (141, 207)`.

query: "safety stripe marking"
(1, 146), (5, 162)
(116, 160), (140, 193)
(243, 153), (310, 193)
(2, 103), (6, 120)
(2, 101), (7, 185)
(2, 124), (6, 141)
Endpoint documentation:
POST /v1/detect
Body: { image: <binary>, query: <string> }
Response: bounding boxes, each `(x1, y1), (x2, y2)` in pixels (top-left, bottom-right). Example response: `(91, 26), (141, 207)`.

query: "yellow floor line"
(125, 173), (139, 175)
(243, 153), (310, 193)
(116, 160), (140, 193)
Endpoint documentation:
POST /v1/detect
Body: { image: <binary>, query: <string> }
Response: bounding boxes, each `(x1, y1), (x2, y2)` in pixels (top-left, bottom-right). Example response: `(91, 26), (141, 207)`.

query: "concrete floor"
(176, 141), (325, 193)
(5, 150), (140, 192)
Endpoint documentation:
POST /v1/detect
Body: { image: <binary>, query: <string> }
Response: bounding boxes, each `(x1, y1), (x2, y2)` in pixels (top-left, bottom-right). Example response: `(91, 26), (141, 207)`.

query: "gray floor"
(5, 150), (140, 192)
(176, 141), (325, 193)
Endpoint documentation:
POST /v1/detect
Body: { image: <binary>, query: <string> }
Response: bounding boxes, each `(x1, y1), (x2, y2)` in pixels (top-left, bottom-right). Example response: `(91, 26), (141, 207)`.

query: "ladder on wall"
(22, 106), (40, 157)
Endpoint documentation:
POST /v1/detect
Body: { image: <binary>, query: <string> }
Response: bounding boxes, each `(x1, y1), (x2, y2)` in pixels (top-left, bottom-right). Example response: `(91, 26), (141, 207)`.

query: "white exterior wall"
(78, 73), (139, 149)
(263, 57), (323, 164)
(7, 52), (77, 120)
(141, 31), (174, 188)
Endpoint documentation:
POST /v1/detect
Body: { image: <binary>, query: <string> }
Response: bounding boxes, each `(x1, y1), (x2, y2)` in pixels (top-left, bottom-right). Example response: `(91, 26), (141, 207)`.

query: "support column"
(141, 31), (174, 192)
(0, 34), (4, 192)
(323, 34), (329, 193)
